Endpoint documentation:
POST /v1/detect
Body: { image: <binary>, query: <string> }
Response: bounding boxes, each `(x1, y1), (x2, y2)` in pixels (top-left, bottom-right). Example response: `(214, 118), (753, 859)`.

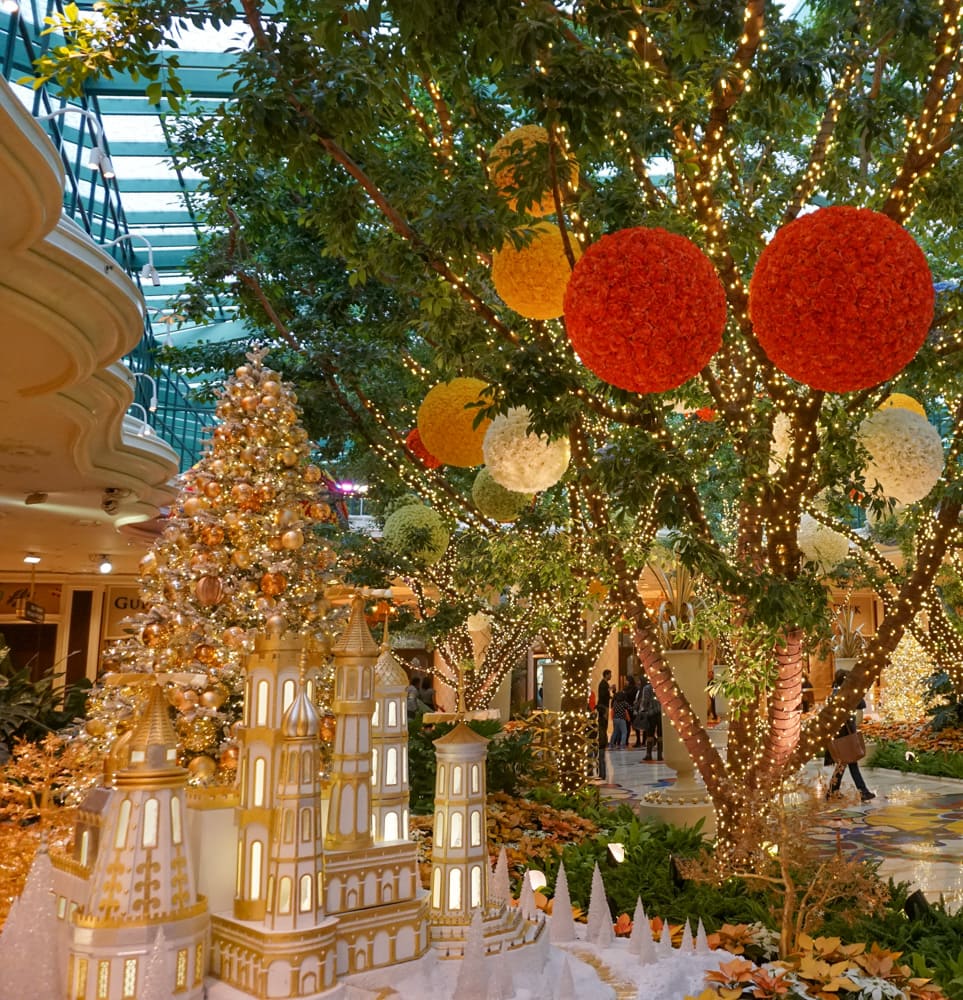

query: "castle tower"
(371, 640), (411, 843)
(427, 723), (548, 970)
(429, 723), (490, 922)
(56, 683), (208, 1000)
(234, 631), (308, 921)
(324, 594), (378, 852)
(322, 592), (429, 975)
(264, 677), (325, 930)
(210, 637), (340, 998)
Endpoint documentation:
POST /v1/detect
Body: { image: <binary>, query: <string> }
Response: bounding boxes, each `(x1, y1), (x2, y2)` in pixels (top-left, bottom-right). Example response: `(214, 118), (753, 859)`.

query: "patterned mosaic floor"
(604, 744), (963, 912)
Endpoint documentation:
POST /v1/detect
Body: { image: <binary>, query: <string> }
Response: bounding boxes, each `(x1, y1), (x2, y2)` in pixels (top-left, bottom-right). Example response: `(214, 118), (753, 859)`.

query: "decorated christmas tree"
(89, 347), (343, 780)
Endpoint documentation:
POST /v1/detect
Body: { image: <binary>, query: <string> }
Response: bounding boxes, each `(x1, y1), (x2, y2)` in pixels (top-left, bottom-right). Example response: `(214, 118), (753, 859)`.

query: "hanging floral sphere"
(768, 412), (793, 473)
(879, 393), (927, 419)
(491, 223), (581, 320)
(482, 406), (571, 492)
(748, 206), (934, 392)
(417, 378), (492, 468)
(797, 513), (850, 572)
(563, 227), (727, 394)
(405, 428), (441, 469)
(472, 468), (532, 523)
(382, 503), (450, 565)
(488, 125), (579, 217)
(858, 407), (944, 504)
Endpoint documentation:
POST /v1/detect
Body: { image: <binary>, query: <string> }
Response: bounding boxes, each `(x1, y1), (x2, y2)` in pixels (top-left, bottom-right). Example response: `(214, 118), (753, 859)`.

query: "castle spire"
(116, 682), (181, 782)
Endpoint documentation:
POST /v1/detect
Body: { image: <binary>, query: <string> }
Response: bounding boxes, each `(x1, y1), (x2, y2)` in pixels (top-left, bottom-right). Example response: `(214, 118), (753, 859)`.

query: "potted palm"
(832, 604), (866, 673)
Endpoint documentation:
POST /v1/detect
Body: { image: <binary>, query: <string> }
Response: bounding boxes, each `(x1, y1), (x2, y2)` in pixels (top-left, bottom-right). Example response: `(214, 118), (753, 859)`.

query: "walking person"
(596, 669), (612, 779)
(638, 678), (663, 761)
(625, 675), (643, 747)
(610, 680), (632, 748)
(825, 669), (875, 802)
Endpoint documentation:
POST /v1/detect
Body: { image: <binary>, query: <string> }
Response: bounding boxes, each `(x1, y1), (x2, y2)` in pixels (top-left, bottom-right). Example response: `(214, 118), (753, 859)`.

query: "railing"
(1, 1), (216, 470)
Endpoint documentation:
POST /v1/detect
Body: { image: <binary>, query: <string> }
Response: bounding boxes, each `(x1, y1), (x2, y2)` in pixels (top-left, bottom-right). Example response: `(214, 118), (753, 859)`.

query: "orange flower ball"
(405, 428), (441, 469)
(488, 125), (579, 217)
(491, 223), (581, 320)
(417, 378), (492, 468)
(749, 206), (934, 392)
(563, 227), (727, 394)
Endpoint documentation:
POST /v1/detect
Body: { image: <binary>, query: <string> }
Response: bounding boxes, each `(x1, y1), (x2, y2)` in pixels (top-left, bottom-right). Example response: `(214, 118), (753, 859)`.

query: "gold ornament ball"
(282, 528), (304, 550)
(281, 449), (299, 467)
(262, 379), (282, 397)
(260, 571), (287, 596)
(194, 644), (219, 666)
(85, 718), (108, 737)
(187, 755), (218, 783)
(276, 507), (299, 528)
(304, 464), (322, 483)
(195, 575), (225, 607)
(255, 596), (276, 616)
(257, 483), (276, 503)
(265, 613), (287, 636)
(142, 622), (170, 648)
(219, 745), (239, 769)
(204, 480), (222, 499)
(183, 495), (207, 517)
(180, 688), (201, 709)
(100, 656), (120, 674)
(241, 394), (260, 413)
(232, 549), (252, 570)
(224, 511), (241, 529)
(200, 684), (229, 709)
(235, 364), (252, 378)
(210, 459), (227, 476)
(267, 535), (285, 552)
(232, 482), (254, 504)
(201, 524), (225, 546)
(222, 626), (247, 648)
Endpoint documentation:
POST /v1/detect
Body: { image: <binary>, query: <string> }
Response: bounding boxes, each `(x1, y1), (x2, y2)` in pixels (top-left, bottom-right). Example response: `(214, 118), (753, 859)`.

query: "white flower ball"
(482, 406), (570, 493)
(769, 412), (792, 473)
(797, 513), (850, 571)
(859, 408), (943, 504)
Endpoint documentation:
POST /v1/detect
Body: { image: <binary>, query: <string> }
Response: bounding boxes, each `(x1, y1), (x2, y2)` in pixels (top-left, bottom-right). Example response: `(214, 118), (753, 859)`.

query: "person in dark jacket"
(824, 669), (875, 801)
(596, 669), (612, 779)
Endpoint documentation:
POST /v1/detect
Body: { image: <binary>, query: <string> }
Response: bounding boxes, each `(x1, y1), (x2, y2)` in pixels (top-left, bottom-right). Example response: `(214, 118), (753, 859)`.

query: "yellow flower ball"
(879, 393), (926, 418)
(417, 378), (492, 468)
(488, 125), (579, 217)
(491, 223), (581, 320)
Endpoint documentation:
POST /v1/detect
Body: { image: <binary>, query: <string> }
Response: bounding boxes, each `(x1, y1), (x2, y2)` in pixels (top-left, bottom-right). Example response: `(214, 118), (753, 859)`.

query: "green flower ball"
(382, 503), (450, 565)
(472, 468), (532, 523)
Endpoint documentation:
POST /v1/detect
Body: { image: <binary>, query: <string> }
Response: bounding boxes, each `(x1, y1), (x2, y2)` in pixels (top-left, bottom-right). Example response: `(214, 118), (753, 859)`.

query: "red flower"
(405, 428), (441, 469)
(563, 227), (727, 394)
(695, 407), (718, 422)
(748, 206), (933, 392)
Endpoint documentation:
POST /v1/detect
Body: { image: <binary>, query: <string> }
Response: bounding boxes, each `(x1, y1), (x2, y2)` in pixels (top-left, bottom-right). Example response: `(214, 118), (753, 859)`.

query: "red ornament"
(563, 227), (727, 394)
(695, 407), (717, 422)
(405, 428), (441, 469)
(748, 206), (934, 392)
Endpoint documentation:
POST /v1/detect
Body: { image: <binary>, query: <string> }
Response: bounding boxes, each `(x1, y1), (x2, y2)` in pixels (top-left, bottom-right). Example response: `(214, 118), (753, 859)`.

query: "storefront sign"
(102, 587), (148, 640)
(15, 598), (45, 623)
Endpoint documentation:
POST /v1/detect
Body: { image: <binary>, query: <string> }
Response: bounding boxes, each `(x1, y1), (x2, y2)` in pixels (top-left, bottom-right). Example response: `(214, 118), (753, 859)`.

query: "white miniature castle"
(48, 593), (546, 998)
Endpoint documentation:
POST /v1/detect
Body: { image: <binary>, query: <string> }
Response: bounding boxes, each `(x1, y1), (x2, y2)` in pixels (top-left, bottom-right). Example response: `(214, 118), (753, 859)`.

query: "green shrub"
(868, 739), (963, 780)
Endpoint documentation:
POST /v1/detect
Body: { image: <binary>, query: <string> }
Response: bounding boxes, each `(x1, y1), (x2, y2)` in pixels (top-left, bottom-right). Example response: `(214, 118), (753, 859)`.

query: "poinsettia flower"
(613, 913), (633, 937)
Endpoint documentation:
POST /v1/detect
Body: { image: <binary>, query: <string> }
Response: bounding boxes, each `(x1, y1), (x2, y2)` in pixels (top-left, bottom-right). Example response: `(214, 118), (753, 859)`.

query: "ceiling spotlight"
(23, 553), (41, 564)
(98, 556), (113, 574)
(140, 260), (161, 287)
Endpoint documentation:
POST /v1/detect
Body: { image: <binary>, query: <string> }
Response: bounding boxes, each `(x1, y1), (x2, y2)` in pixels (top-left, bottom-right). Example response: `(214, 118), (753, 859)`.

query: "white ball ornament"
(859, 408), (943, 504)
(797, 514), (850, 572)
(482, 406), (570, 493)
